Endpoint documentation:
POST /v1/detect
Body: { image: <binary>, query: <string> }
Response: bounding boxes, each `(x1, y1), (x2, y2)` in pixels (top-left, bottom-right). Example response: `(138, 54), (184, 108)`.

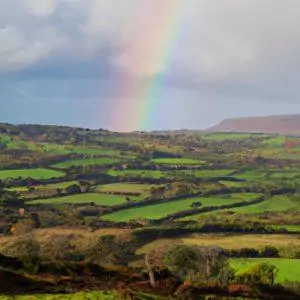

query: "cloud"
(1, 0), (300, 130)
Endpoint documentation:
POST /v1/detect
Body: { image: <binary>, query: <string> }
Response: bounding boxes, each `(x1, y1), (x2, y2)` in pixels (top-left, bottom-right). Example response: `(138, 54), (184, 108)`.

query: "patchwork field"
(151, 158), (205, 165)
(137, 234), (300, 254)
(52, 157), (122, 168)
(2, 125), (300, 297)
(95, 182), (154, 194)
(7, 181), (79, 192)
(0, 168), (65, 180)
(102, 193), (260, 222)
(230, 258), (300, 283)
(107, 169), (166, 179)
(230, 195), (300, 213)
(28, 193), (140, 206)
(201, 133), (252, 140)
(194, 169), (236, 178)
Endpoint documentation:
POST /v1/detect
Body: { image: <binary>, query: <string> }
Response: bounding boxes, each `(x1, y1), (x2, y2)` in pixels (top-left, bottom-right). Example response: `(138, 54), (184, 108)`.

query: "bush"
(237, 263), (278, 286)
(260, 246), (279, 258)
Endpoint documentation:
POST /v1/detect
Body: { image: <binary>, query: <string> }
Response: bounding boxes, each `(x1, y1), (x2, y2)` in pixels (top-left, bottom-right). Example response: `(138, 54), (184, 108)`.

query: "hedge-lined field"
(102, 193), (259, 222)
(28, 193), (140, 206)
(0, 168), (65, 180)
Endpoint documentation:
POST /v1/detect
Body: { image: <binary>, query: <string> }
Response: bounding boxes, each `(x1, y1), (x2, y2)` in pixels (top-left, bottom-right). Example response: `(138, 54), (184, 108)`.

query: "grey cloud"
(1, 0), (300, 104)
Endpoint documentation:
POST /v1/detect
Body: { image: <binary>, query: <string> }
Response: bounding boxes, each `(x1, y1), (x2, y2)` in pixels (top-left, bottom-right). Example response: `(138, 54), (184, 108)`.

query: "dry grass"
(137, 233), (300, 254)
(0, 227), (132, 254)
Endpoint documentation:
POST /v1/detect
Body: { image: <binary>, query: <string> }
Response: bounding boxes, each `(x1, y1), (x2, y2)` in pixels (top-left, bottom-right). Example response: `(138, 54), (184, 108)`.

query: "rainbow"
(112, 0), (185, 132)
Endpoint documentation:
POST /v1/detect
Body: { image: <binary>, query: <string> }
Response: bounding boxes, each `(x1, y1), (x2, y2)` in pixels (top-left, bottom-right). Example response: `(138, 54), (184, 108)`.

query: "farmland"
(1, 124), (300, 298)
(102, 193), (260, 222)
(28, 193), (140, 206)
(107, 169), (166, 179)
(0, 168), (65, 180)
(230, 258), (300, 284)
(95, 182), (154, 195)
(230, 195), (299, 213)
(151, 158), (205, 165)
(52, 157), (122, 169)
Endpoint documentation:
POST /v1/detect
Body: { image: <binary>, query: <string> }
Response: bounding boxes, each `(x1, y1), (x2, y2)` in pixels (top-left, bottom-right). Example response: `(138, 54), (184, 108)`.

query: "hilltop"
(207, 114), (300, 135)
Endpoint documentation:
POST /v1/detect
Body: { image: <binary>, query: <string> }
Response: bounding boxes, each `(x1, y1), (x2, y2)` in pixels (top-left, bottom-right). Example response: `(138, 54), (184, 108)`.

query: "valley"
(0, 124), (299, 299)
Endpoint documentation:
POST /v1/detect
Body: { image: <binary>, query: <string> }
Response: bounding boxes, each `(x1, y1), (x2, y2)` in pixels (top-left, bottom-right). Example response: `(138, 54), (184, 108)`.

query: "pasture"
(151, 158), (205, 165)
(28, 193), (140, 206)
(107, 169), (166, 179)
(137, 234), (300, 254)
(201, 132), (252, 140)
(194, 169), (235, 178)
(229, 195), (300, 213)
(7, 181), (79, 192)
(95, 183), (154, 195)
(101, 193), (258, 222)
(230, 258), (300, 283)
(0, 168), (65, 180)
(52, 157), (122, 169)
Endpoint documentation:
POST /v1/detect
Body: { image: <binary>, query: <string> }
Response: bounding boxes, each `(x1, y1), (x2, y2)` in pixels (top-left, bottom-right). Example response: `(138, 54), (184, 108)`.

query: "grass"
(28, 193), (140, 206)
(201, 132), (252, 141)
(7, 181), (79, 192)
(96, 183), (154, 194)
(107, 169), (166, 179)
(151, 158), (205, 165)
(219, 180), (248, 188)
(262, 135), (286, 147)
(234, 170), (266, 181)
(194, 169), (236, 178)
(137, 234), (300, 254)
(0, 168), (65, 180)
(0, 291), (121, 299)
(53, 158), (122, 169)
(230, 258), (300, 283)
(101, 193), (258, 222)
(229, 195), (300, 213)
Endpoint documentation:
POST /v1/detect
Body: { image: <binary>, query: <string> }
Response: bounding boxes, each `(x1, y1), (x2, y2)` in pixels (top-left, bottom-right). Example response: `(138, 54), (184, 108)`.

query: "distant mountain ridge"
(207, 114), (300, 135)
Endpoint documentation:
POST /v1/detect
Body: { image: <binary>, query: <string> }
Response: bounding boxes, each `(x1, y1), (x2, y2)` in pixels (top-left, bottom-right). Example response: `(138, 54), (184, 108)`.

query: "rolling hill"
(207, 114), (300, 135)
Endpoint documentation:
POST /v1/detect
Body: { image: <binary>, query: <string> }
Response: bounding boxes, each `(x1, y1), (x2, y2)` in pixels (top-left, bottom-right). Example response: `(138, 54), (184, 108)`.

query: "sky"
(1, 0), (300, 132)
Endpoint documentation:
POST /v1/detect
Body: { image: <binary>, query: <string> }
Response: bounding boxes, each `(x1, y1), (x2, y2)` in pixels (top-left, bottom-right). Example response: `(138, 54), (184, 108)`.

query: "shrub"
(260, 246), (279, 258)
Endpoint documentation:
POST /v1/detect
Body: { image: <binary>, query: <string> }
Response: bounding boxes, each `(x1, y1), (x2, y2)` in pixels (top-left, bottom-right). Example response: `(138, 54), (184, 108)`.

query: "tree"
(79, 180), (91, 193)
(65, 184), (81, 194)
(164, 245), (207, 281)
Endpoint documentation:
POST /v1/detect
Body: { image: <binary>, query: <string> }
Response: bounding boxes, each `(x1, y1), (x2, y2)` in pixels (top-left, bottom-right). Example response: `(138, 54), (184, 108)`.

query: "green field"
(107, 169), (166, 179)
(194, 169), (235, 178)
(230, 258), (300, 283)
(53, 157), (122, 169)
(262, 135), (286, 147)
(219, 180), (248, 188)
(201, 133), (252, 141)
(0, 168), (65, 180)
(96, 183), (154, 194)
(230, 195), (300, 214)
(151, 158), (205, 165)
(7, 181), (79, 192)
(102, 193), (259, 222)
(0, 291), (121, 300)
(28, 193), (140, 206)
(234, 170), (266, 181)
